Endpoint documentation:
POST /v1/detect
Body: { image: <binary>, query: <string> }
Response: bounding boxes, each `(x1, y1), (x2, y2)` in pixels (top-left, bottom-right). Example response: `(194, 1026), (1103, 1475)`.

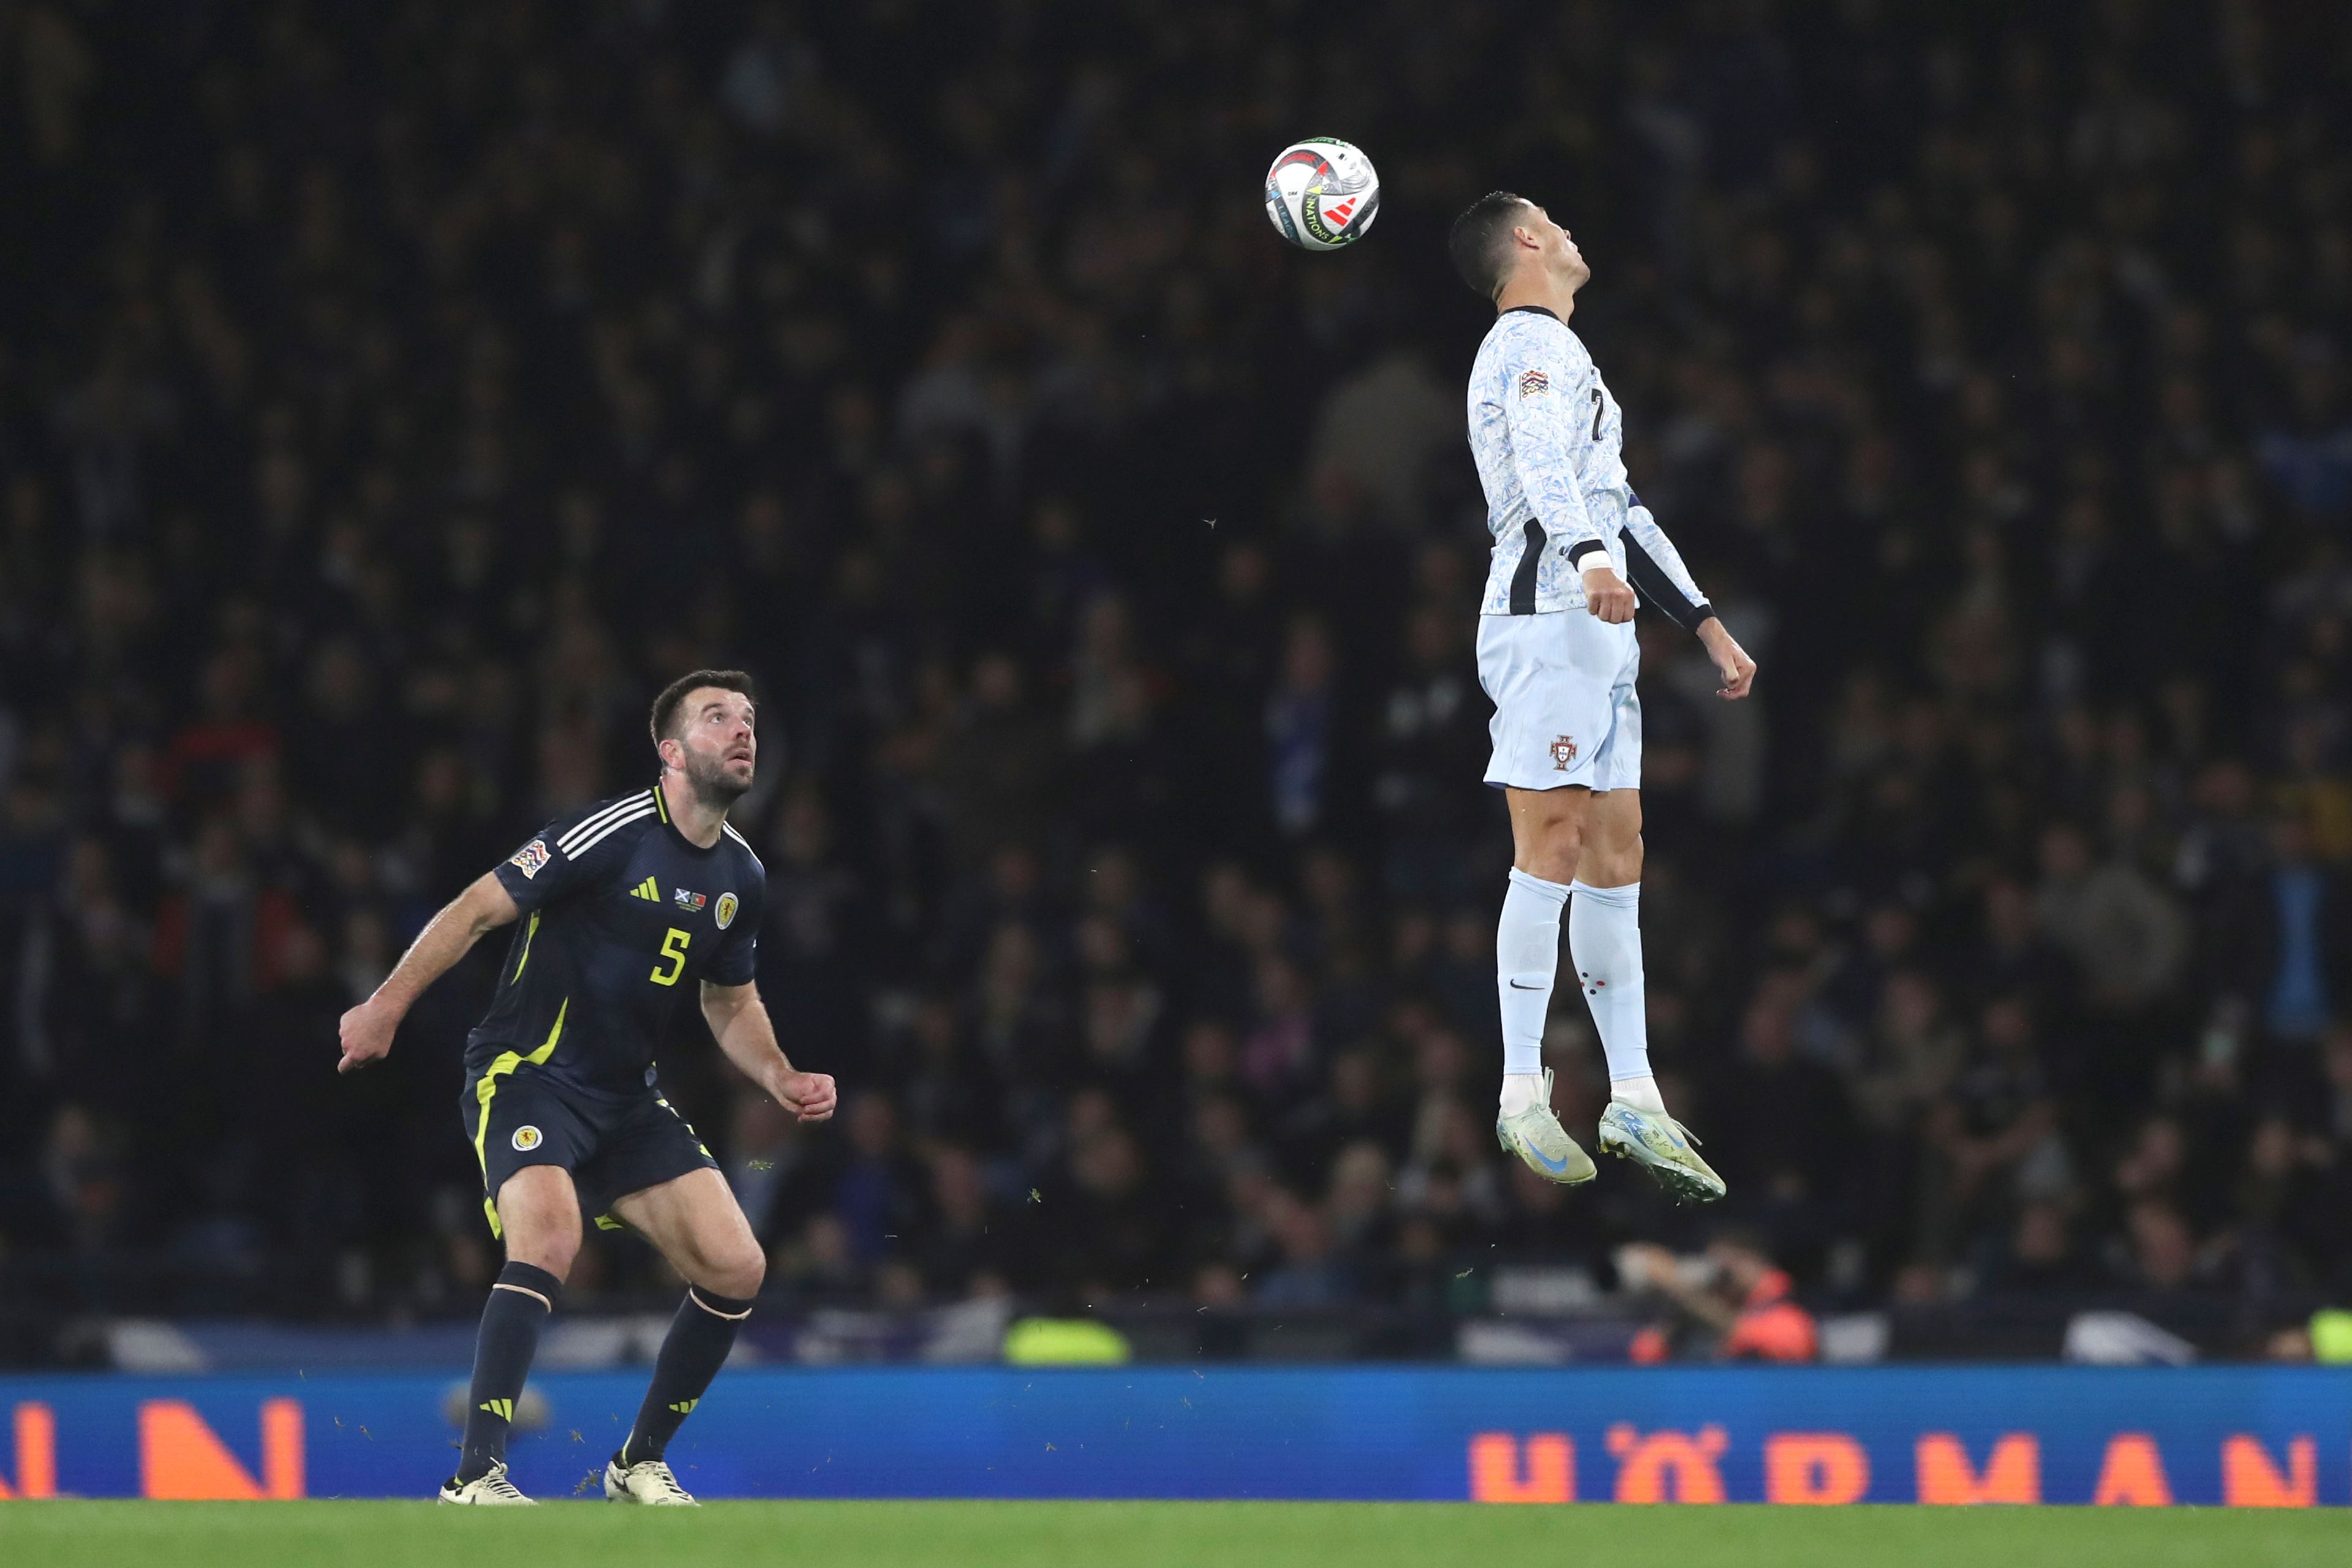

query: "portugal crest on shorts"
(714, 891), (739, 930)
(511, 1125), (543, 1152)
(1551, 735), (1578, 770)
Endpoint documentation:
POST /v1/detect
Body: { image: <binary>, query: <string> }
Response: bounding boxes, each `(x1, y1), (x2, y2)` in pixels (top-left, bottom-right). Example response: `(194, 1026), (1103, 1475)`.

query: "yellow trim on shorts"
(471, 997), (569, 1239)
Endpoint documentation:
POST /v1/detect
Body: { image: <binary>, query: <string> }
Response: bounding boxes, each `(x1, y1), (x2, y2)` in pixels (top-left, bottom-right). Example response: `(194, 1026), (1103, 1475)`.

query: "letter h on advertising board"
(1469, 1433), (1573, 1502)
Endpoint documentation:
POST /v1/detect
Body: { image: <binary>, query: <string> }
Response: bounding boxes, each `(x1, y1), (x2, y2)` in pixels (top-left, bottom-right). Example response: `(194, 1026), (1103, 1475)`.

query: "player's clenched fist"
(1581, 562), (1635, 624)
(775, 1069), (838, 1122)
(337, 998), (399, 1074)
(1698, 617), (1757, 701)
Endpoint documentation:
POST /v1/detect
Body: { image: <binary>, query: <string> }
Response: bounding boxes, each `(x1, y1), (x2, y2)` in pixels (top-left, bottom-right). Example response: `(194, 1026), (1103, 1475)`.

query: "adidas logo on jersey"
(630, 877), (660, 901)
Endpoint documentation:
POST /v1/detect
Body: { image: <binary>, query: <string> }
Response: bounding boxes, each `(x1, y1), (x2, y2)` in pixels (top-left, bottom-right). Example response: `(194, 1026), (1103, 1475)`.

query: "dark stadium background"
(2, 0), (2349, 1367)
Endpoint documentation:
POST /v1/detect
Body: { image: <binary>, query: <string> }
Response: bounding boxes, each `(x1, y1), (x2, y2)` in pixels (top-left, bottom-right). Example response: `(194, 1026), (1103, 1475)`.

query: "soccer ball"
(1264, 138), (1380, 251)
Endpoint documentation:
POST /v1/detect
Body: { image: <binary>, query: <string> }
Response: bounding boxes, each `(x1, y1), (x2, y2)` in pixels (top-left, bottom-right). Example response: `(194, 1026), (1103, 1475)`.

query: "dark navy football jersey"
(469, 784), (766, 1098)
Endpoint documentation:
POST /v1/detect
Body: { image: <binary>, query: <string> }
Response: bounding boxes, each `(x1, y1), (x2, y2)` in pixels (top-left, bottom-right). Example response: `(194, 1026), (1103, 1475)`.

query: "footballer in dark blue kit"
(464, 773), (766, 1231)
(336, 670), (837, 1506)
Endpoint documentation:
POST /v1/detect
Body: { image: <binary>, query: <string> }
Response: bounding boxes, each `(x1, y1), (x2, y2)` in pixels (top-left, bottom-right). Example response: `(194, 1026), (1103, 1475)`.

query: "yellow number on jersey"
(650, 927), (690, 986)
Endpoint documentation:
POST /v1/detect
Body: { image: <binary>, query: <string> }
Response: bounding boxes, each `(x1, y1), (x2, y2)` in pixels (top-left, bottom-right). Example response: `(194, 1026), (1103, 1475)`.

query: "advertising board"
(0, 1366), (2342, 1505)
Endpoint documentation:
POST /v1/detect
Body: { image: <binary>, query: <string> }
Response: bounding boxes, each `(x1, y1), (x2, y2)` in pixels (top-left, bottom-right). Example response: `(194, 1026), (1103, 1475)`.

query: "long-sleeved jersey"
(1468, 304), (1714, 627)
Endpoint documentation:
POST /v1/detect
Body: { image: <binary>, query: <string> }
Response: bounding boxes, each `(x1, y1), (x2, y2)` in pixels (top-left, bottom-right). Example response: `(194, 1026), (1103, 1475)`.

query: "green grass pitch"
(1, 1499), (2345, 1567)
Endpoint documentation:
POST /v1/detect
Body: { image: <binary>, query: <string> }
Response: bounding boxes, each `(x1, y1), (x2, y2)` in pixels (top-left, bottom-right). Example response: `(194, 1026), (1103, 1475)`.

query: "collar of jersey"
(650, 780), (726, 856)
(1502, 304), (1561, 322)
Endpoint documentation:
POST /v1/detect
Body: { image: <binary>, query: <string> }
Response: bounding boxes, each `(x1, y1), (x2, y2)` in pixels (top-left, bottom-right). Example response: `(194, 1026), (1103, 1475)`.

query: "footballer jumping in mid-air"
(337, 670), (837, 1504)
(1448, 192), (1756, 1202)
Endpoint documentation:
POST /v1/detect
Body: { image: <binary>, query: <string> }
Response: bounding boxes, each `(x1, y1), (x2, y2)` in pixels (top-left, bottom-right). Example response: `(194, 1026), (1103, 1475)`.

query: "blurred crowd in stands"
(4, 1), (2352, 1354)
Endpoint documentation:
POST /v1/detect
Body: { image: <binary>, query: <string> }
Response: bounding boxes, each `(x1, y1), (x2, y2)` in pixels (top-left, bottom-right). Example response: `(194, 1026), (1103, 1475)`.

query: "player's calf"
(449, 1261), (562, 1493)
(615, 1284), (758, 1479)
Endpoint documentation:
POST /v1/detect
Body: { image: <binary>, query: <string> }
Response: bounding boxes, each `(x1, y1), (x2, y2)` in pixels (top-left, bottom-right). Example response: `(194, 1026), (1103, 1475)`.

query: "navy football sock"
(621, 1287), (755, 1465)
(455, 1261), (562, 1482)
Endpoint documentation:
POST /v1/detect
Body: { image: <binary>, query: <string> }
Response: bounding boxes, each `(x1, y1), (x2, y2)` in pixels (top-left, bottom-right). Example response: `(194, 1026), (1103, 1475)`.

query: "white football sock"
(1609, 1074), (1666, 1114)
(1496, 867), (1570, 1083)
(1499, 1073), (1547, 1115)
(1569, 880), (1666, 1112)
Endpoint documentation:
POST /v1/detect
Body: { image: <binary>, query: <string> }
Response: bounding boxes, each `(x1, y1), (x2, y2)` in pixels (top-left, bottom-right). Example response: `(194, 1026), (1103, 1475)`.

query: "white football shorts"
(1476, 608), (1642, 793)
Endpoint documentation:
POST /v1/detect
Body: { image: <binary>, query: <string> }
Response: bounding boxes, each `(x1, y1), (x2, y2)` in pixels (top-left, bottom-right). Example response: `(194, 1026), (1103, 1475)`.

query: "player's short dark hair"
(649, 668), (756, 750)
(1449, 190), (1534, 302)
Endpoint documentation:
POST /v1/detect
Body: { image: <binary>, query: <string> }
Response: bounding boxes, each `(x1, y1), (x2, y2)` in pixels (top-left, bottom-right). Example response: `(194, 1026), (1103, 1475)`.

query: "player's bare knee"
(1580, 834), (1642, 888)
(1507, 785), (1589, 882)
(703, 1243), (765, 1300)
(506, 1231), (578, 1283)
(1569, 793), (1643, 885)
(503, 1210), (580, 1280)
(1521, 817), (1583, 884)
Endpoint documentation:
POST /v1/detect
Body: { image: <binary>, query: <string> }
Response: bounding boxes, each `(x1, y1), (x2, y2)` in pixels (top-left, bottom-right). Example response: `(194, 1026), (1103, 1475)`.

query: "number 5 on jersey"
(650, 927), (691, 986)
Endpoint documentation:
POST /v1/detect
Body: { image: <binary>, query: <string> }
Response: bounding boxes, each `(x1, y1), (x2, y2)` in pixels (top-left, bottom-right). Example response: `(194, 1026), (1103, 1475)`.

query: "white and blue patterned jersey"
(1467, 306), (1712, 626)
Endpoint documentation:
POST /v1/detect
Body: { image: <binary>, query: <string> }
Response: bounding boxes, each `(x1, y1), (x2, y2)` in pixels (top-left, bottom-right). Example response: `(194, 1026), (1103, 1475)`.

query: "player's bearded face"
(684, 735), (754, 803)
(677, 699), (756, 804)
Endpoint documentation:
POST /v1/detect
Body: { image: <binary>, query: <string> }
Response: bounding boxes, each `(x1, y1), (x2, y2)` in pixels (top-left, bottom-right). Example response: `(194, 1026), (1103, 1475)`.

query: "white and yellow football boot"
(1495, 1068), (1597, 1186)
(1597, 1102), (1726, 1203)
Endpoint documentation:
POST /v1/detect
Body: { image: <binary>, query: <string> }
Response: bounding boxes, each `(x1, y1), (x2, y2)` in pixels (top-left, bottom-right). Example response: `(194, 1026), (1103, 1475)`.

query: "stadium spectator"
(1618, 1231), (1819, 1362)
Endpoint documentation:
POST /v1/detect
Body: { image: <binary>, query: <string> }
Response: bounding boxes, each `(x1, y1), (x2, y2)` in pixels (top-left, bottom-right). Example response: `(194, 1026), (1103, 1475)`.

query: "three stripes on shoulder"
(561, 793), (658, 859)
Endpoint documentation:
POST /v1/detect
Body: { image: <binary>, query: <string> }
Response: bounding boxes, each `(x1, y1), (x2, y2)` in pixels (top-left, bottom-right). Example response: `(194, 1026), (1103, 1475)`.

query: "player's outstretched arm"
(336, 872), (520, 1074)
(700, 979), (837, 1123)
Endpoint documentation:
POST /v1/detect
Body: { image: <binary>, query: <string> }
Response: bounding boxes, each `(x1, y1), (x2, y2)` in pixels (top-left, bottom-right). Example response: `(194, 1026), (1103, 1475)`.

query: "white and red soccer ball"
(1264, 137), (1380, 252)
